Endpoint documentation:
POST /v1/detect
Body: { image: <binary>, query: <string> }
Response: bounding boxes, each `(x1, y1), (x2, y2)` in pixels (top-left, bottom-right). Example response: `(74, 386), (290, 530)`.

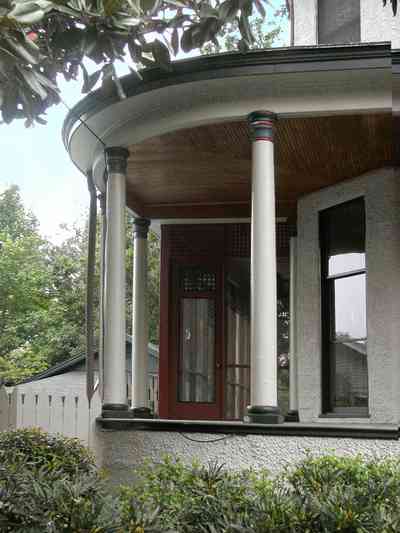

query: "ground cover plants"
(0, 428), (399, 532)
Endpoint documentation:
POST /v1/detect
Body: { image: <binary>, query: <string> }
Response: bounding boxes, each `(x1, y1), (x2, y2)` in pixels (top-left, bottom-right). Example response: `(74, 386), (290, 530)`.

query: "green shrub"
(0, 428), (96, 477)
(119, 455), (400, 533)
(0, 429), (119, 532)
(0, 464), (120, 532)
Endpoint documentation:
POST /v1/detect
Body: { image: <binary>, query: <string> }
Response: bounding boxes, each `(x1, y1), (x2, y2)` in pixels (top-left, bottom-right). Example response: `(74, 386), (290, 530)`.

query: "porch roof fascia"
(63, 42), (391, 147)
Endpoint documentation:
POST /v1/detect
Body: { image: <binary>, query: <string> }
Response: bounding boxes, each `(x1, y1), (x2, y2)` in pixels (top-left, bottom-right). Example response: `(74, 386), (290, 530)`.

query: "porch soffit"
(124, 113), (392, 220)
(62, 44), (391, 191)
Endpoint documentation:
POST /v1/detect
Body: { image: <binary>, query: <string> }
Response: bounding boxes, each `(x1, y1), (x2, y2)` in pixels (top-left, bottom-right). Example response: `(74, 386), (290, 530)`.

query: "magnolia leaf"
(163, 0), (187, 8)
(8, 1), (45, 24)
(171, 26), (179, 55)
(111, 63), (126, 99)
(219, 0), (239, 23)
(152, 38), (171, 71)
(4, 34), (41, 65)
(181, 27), (193, 53)
(19, 67), (48, 99)
(199, 4), (218, 19)
(1, 87), (18, 123)
(102, 0), (122, 17)
(82, 67), (101, 93)
(238, 13), (254, 45)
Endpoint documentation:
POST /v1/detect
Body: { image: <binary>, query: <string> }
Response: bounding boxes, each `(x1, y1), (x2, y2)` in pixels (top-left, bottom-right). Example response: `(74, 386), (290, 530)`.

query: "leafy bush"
(0, 429), (119, 532)
(0, 428), (96, 477)
(0, 464), (119, 533)
(119, 455), (400, 532)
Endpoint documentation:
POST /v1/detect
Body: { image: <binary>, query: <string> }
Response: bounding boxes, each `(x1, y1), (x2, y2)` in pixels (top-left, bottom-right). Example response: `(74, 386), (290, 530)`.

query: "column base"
(102, 403), (133, 419)
(131, 407), (153, 419)
(285, 410), (299, 422)
(245, 405), (284, 424)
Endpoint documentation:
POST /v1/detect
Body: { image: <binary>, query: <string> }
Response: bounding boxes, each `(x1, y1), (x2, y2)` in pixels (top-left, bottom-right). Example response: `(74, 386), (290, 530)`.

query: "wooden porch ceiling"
(126, 113), (392, 220)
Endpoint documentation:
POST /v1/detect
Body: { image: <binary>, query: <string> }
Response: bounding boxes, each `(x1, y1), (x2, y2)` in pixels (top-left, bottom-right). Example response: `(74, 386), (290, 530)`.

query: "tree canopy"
(0, 186), (160, 384)
(0, 0), (273, 126)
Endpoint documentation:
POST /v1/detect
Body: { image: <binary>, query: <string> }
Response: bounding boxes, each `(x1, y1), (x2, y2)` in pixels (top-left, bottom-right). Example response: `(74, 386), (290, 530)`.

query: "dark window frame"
(320, 197), (369, 417)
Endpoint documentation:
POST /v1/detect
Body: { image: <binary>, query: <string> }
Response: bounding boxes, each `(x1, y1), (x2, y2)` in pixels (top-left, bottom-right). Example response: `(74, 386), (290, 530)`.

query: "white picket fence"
(0, 385), (101, 447)
(0, 376), (159, 447)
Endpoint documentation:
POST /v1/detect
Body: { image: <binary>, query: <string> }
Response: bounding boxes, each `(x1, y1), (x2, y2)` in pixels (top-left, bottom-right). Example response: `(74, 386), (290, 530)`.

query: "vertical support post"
(287, 236), (299, 421)
(131, 218), (152, 417)
(102, 147), (130, 416)
(247, 111), (283, 424)
(98, 192), (106, 401)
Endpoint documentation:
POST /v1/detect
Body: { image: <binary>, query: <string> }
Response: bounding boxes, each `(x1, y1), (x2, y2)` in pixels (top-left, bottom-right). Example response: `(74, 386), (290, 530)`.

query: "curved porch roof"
(63, 43), (392, 221)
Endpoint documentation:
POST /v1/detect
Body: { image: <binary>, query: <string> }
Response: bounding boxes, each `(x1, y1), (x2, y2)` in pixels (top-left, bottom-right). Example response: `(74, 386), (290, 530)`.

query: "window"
(320, 198), (368, 415)
(318, 0), (361, 45)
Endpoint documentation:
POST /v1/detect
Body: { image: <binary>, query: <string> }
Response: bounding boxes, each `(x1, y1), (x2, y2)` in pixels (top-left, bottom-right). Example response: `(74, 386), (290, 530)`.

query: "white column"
(247, 111), (282, 424)
(288, 236), (299, 421)
(102, 147), (129, 413)
(131, 218), (151, 415)
(98, 193), (106, 402)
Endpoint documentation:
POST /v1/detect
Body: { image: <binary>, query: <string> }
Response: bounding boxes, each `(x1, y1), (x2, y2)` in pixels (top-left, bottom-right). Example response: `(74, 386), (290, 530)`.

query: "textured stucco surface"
(293, 0), (393, 46)
(95, 428), (400, 485)
(297, 168), (400, 425)
(293, 0), (317, 46)
(361, 0), (392, 44)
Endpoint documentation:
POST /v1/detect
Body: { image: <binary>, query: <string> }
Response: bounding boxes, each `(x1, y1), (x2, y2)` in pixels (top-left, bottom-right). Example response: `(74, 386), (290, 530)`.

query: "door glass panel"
(178, 298), (216, 403)
(332, 274), (367, 341)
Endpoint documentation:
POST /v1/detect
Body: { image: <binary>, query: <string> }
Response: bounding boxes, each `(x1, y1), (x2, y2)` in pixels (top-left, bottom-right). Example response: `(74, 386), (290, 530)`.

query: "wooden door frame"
(167, 257), (224, 420)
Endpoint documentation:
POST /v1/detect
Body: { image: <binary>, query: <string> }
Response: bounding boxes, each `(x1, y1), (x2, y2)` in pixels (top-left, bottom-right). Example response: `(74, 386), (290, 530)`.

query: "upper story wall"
(293, 0), (397, 48)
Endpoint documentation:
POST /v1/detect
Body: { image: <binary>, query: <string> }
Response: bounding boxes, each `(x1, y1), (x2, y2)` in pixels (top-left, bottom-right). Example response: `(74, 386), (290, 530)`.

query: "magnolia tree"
(0, 0), (397, 126)
(0, 0), (273, 126)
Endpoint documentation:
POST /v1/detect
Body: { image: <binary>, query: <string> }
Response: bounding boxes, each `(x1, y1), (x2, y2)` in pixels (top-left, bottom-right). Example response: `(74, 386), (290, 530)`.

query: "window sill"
(96, 417), (399, 440)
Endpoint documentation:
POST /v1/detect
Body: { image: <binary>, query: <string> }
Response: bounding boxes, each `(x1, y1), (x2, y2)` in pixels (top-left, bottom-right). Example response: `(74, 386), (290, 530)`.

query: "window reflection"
(178, 298), (216, 403)
(332, 274), (367, 341)
(320, 197), (368, 413)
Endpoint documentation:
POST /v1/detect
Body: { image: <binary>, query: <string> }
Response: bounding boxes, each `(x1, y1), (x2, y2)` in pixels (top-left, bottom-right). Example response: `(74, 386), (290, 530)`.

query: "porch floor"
(97, 417), (399, 440)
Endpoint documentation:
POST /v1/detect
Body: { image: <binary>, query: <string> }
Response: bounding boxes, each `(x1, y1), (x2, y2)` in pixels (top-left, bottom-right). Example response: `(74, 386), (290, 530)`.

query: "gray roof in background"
(23, 337), (158, 383)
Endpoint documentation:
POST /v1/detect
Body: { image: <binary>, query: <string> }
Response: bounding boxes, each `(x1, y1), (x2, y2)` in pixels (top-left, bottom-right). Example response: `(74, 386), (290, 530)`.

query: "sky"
(0, 2), (288, 244)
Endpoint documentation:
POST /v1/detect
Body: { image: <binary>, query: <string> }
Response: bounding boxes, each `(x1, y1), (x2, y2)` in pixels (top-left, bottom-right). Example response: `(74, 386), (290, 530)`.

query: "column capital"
(248, 111), (277, 143)
(133, 217), (151, 239)
(105, 146), (130, 174)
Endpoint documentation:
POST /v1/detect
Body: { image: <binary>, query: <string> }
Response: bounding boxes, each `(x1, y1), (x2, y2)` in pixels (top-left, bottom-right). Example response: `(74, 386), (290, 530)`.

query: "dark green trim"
(63, 43), (391, 157)
(96, 417), (399, 440)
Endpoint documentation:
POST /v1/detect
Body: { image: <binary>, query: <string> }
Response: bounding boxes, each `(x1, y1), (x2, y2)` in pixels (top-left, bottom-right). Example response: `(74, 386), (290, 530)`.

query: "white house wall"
(296, 168), (400, 425)
(293, 0), (393, 46)
(293, 0), (317, 46)
(94, 428), (400, 485)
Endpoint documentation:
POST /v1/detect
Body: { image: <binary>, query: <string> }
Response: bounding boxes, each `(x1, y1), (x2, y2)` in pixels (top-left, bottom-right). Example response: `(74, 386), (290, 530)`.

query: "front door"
(169, 260), (223, 419)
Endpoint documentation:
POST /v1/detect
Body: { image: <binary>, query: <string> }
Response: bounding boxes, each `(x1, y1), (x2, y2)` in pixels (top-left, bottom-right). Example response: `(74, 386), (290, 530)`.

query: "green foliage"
(119, 455), (400, 532)
(0, 427), (96, 475)
(0, 185), (160, 383)
(0, 429), (118, 532)
(0, 0), (275, 125)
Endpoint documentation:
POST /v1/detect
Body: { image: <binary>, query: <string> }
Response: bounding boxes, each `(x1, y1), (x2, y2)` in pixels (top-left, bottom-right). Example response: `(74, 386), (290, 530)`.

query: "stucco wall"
(293, 0), (317, 46)
(297, 168), (400, 425)
(293, 0), (393, 46)
(361, 0), (392, 44)
(94, 428), (400, 485)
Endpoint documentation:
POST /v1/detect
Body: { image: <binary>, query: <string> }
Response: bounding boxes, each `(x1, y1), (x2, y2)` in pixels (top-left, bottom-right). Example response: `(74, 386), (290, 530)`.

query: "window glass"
(322, 198), (366, 276)
(178, 298), (216, 403)
(318, 0), (361, 45)
(320, 197), (368, 413)
(332, 274), (367, 341)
